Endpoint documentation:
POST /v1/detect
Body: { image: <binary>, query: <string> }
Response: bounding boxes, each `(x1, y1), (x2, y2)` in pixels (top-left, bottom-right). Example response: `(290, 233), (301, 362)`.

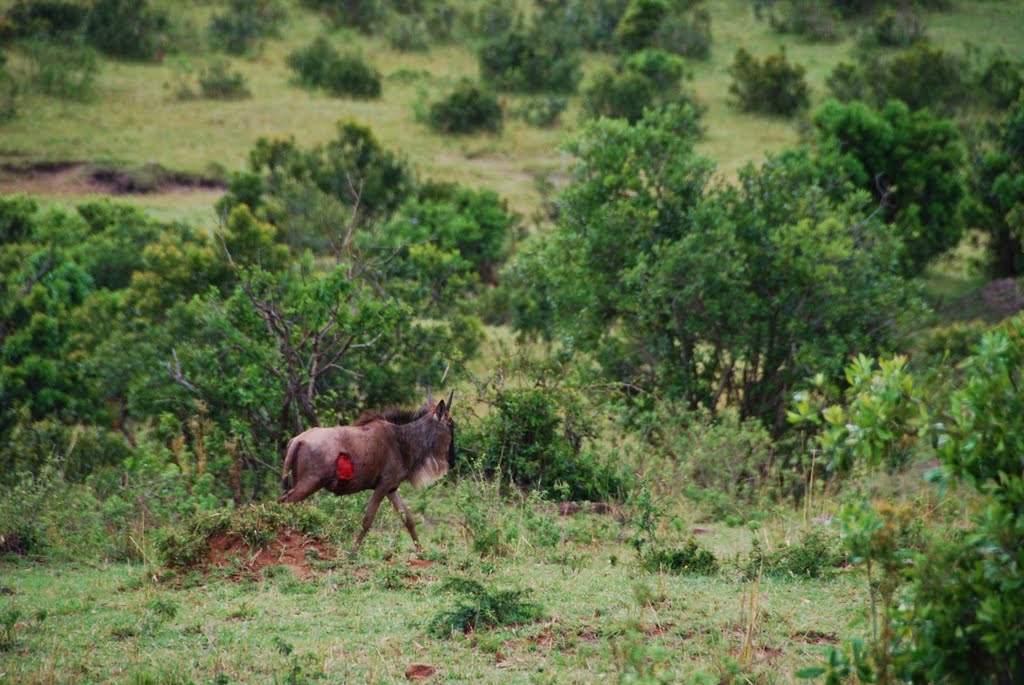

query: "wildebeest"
(278, 391), (456, 551)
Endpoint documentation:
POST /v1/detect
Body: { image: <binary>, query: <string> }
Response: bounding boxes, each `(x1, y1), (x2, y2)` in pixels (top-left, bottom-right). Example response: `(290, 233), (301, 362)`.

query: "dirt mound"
(404, 664), (437, 681)
(0, 161), (225, 196)
(206, 527), (336, 580)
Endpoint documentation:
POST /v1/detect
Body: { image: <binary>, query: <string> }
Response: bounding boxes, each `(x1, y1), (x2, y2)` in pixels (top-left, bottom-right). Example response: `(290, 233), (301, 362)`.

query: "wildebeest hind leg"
(387, 490), (421, 551)
(277, 476), (321, 504)
(352, 488), (387, 552)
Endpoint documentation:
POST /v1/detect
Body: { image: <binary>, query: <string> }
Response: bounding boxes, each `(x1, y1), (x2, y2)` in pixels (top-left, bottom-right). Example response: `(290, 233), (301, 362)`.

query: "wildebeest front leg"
(387, 490), (421, 551)
(352, 488), (387, 551)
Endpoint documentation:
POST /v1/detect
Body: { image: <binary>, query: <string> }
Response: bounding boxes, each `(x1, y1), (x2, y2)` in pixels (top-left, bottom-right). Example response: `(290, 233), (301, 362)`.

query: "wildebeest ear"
(435, 399), (446, 416)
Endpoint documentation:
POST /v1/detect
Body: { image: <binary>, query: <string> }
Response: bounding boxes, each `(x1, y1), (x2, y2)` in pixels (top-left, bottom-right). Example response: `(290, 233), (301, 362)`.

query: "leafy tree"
(581, 49), (703, 124)
(207, 0), (286, 55)
(459, 356), (629, 501)
(536, 0), (630, 51)
(478, 24), (582, 94)
(826, 42), (968, 115)
(378, 182), (519, 284)
(236, 121), (414, 227)
(507, 107), (913, 430)
(286, 38), (381, 99)
(426, 80), (503, 134)
(157, 258), (463, 463)
(966, 93), (1024, 277)
(614, 0), (669, 52)
(728, 48), (809, 116)
(580, 68), (657, 123)
(85, 0), (168, 61)
(814, 99), (966, 274)
(300, 0), (382, 32)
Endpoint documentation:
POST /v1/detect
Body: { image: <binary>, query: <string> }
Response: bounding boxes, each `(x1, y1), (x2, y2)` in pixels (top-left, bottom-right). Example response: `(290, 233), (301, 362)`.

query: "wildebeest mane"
(354, 405), (429, 426)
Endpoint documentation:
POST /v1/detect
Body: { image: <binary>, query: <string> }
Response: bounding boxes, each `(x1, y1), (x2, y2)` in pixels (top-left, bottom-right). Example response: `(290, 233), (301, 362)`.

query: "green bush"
(537, 0), (630, 51)
(471, 4), (518, 37)
(478, 25), (581, 94)
(3, 1), (88, 39)
(813, 99), (965, 275)
(651, 5), (712, 59)
(871, 8), (927, 47)
(581, 48), (701, 124)
(0, 461), (112, 561)
(207, 0), (286, 55)
(971, 49), (1024, 110)
(825, 61), (870, 103)
(728, 47), (809, 116)
(428, 578), (545, 637)
(642, 408), (774, 503)
(198, 60), (250, 100)
(3, 417), (133, 486)
(244, 121), (413, 221)
(376, 181), (520, 284)
(462, 383), (628, 502)
(22, 37), (98, 101)
(629, 487), (719, 574)
(287, 37), (381, 99)
(84, 0), (168, 61)
(767, 0), (840, 42)
(625, 48), (685, 91)
(614, 0), (668, 52)
(806, 316), (1024, 683)
(384, 13), (430, 51)
(300, 0), (382, 32)
(832, 43), (969, 114)
(866, 43), (967, 114)
(581, 68), (657, 123)
(746, 529), (847, 579)
(644, 539), (719, 575)
(426, 80), (503, 134)
(513, 97), (568, 127)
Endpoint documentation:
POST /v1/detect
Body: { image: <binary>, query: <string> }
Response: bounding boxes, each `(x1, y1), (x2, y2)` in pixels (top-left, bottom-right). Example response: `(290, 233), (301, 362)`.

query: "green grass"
(0, 488), (871, 684)
(2, 0), (1022, 221)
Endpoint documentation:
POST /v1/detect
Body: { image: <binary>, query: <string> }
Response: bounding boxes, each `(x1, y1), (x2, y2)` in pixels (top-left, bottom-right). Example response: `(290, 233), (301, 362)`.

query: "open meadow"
(2, 0), (1024, 683)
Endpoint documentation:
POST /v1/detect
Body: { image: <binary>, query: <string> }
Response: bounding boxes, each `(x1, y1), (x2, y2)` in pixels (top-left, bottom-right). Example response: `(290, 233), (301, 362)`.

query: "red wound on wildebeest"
(337, 453), (354, 480)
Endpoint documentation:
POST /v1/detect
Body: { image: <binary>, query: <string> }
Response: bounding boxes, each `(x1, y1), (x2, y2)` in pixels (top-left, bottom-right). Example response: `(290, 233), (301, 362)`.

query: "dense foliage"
(967, 92), (1024, 277)
(426, 80), (503, 134)
(814, 99), (966, 275)
(478, 24), (582, 94)
(728, 48), (809, 116)
(286, 37), (382, 98)
(508, 106), (914, 431)
(581, 48), (702, 124)
(795, 313), (1024, 684)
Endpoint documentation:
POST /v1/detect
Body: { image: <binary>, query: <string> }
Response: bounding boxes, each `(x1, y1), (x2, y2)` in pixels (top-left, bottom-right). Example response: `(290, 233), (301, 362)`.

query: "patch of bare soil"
(0, 161), (225, 196)
(205, 527), (336, 580)
(404, 664), (437, 681)
(792, 630), (838, 645)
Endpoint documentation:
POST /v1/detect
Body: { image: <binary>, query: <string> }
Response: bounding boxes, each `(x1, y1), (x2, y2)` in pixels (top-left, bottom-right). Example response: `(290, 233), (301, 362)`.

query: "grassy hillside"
(2, 0), (1022, 220)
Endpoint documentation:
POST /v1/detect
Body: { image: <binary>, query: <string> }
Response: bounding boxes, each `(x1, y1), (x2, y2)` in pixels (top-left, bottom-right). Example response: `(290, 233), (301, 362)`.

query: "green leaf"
(795, 667), (826, 679)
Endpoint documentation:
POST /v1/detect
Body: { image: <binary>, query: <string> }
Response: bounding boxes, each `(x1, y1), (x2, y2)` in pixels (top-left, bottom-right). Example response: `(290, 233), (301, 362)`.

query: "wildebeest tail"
(281, 438), (301, 495)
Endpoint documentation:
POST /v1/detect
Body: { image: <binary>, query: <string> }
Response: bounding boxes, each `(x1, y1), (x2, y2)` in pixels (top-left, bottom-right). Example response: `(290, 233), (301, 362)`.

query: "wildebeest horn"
(446, 389), (454, 410)
(427, 392), (434, 405)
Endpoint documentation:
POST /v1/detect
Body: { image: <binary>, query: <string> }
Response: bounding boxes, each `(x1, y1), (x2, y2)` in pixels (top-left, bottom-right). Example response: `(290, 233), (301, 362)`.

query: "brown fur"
(278, 395), (455, 551)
